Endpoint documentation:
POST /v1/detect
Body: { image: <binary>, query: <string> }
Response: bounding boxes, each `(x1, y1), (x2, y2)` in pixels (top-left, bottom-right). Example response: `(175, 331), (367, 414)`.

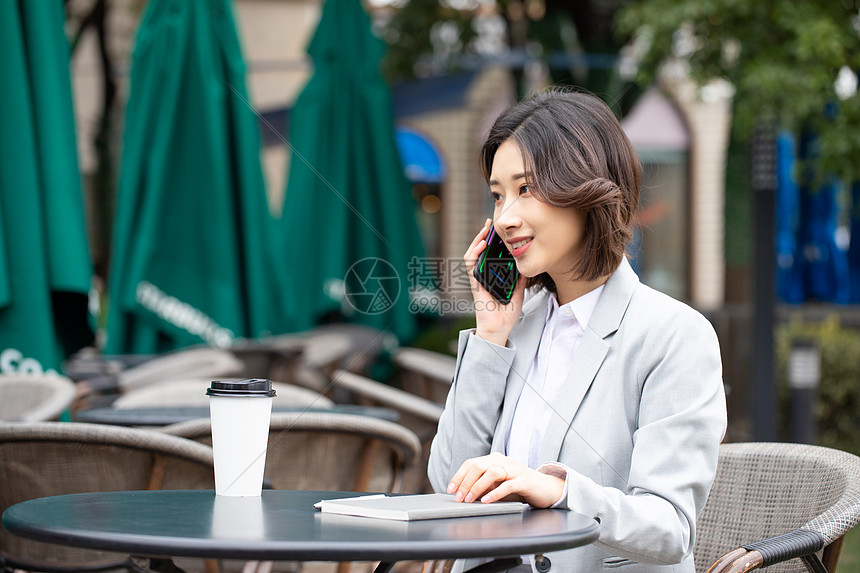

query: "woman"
(427, 89), (727, 573)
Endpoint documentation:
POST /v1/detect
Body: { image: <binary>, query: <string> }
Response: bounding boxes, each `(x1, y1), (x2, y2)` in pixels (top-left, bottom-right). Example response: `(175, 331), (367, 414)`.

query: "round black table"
(2, 490), (599, 569)
(74, 404), (399, 426)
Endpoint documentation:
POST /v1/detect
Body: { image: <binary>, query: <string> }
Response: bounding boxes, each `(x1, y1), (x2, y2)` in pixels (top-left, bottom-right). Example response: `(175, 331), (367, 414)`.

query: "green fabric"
(106, 0), (286, 353)
(0, 0), (92, 373)
(280, 0), (424, 343)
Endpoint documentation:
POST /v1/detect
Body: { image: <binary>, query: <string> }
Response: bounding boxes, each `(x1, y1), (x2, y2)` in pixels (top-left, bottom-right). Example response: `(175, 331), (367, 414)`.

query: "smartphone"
(473, 225), (519, 304)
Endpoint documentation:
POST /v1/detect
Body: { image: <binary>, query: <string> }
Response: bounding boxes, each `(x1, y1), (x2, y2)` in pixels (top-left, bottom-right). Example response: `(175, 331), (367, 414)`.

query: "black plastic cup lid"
(206, 378), (276, 398)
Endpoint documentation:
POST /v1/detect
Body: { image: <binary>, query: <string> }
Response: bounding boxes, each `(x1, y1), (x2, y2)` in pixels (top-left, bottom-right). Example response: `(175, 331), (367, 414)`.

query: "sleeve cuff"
(466, 331), (517, 351)
(538, 462), (570, 509)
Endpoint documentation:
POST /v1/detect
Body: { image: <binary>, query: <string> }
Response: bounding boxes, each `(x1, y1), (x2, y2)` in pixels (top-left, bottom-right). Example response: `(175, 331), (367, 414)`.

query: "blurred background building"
(57, 0), (860, 451)
(69, 0), (732, 310)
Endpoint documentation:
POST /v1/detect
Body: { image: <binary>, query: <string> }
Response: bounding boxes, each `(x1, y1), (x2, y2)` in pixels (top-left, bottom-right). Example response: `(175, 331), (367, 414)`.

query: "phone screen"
(472, 225), (519, 304)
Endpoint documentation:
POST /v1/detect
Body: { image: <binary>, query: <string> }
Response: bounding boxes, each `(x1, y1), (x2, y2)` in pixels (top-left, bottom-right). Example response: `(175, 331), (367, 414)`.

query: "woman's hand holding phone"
(464, 219), (525, 347)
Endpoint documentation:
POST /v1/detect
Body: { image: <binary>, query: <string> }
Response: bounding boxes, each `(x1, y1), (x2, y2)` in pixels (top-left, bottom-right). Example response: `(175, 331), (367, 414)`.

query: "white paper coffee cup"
(207, 379), (276, 496)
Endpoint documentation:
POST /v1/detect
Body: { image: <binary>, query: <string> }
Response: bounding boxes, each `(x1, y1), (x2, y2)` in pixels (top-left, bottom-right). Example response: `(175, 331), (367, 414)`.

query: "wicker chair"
(330, 369), (443, 494)
(391, 347), (456, 404)
(115, 347), (246, 393)
(162, 411), (421, 494)
(0, 374), (76, 422)
(696, 442), (860, 573)
(0, 422), (214, 573)
(111, 379), (333, 409)
(260, 325), (397, 400)
(76, 347), (247, 407)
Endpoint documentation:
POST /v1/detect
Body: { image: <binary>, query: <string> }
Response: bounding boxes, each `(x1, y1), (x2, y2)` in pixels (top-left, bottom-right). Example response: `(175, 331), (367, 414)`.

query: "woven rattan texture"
(163, 411), (422, 494)
(694, 442), (860, 573)
(0, 383), (51, 419)
(0, 422), (214, 569)
(0, 375), (76, 422)
(117, 347), (245, 392)
(113, 379), (333, 409)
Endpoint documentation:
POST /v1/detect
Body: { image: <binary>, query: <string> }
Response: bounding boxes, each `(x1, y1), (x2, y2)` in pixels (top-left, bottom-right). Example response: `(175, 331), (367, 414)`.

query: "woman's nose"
(494, 198), (521, 230)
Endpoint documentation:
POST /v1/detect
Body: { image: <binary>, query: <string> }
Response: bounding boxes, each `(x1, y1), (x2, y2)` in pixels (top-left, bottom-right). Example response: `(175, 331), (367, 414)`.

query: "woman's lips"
(509, 238), (533, 257)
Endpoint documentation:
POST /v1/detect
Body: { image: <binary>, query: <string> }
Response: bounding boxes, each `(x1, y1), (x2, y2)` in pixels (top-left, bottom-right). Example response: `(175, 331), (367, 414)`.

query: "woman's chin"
(515, 264), (539, 279)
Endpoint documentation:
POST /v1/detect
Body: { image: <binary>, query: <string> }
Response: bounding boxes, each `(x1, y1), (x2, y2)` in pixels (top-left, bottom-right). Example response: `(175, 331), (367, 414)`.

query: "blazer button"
(534, 555), (551, 572)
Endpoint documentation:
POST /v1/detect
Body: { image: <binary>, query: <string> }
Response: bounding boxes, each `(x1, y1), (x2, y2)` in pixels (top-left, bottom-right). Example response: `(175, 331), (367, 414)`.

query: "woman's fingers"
(449, 464), (486, 501)
(463, 465), (509, 503)
(447, 454), (565, 508)
(464, 219), (492, 273)
(478, 476), (518, 504)
(448, 454), (514, 502)
(447, 452), (499, 495)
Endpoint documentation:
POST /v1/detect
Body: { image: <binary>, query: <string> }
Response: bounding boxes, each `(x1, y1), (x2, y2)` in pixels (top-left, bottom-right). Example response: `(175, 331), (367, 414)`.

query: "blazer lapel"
(539, 330), (609, 462)
(539, 257), (640, 462)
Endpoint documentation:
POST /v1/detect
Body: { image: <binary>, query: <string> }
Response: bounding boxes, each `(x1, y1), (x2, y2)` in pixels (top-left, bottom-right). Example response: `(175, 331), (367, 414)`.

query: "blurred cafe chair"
(228, 343), (303, 384)
(261, 324), (398, 396)
(308, 324), (398, 376)
(115, 347), (246, 393)
(112, 378), (333, 409)
(75, 346), (246, 409)
(696, 442), (860, 573)
(0, 421), (214, 573)
(330, 369), (443, 494)
(163, 411), (421, 494)
(261, 331), (355, 397)
(391, 347), (455, 404)
(63, 347), (155, 382)
(0, 374), (76, 422)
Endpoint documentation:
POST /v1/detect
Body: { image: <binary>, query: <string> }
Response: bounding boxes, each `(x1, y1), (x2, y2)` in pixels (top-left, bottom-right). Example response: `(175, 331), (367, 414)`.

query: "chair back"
(117, 347), (245, 392)
(331, 369), (441, 493)
(695, 442), (860, 573)
(392, 347), (455, 404)
(163, 411), (421, 494)
(0, 374), (76, 422)
(0, 422), (214, 571)
(112, 378), (333, 409)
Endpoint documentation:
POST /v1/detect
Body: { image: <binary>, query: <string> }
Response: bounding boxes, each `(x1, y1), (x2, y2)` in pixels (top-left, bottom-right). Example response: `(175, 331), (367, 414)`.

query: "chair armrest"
(331, 369), (444, 423)
(708, 529), (825, 573)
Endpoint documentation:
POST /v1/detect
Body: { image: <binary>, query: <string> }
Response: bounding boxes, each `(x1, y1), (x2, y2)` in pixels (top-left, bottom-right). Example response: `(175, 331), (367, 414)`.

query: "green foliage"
(723, 130), (752, 266)
(616, 0), (860, 183)
(775, 316), (860, 456)
(380, 1), (633, 87)
(843, 527), (860, 573)
(409, 315), (475, 356)
(380, 0), (480, 80)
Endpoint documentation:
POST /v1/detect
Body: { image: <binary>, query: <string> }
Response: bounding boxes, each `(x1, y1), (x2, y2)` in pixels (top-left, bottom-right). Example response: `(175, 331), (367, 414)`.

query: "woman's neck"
(553, 275), (609, 306)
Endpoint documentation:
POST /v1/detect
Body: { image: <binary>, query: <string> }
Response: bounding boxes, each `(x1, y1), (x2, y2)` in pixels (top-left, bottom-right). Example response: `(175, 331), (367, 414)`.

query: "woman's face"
(489, 139), (587, 283)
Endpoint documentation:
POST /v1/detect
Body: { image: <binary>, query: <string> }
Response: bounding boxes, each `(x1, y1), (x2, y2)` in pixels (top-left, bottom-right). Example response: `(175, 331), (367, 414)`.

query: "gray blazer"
(428, 257), (727, 573)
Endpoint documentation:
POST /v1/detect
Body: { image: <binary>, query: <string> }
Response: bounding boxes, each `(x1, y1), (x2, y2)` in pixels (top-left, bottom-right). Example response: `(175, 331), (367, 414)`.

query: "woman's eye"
(490, 192), (502, 202)
(519, 185), (531, 195)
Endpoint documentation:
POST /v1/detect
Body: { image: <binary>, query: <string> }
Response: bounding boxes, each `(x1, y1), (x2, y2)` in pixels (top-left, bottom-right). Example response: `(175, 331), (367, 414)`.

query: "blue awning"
(395, 126), (445, 184)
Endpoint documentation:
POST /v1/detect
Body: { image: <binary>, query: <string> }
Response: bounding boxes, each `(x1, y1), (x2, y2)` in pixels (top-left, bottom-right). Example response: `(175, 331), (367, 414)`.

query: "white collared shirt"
(506, 285), (604, 469)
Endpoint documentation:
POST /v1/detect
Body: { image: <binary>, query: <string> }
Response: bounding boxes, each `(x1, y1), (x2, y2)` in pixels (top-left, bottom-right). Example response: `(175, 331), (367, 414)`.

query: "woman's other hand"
(446, 452), (564, 509)
(465, 219), (526, 347)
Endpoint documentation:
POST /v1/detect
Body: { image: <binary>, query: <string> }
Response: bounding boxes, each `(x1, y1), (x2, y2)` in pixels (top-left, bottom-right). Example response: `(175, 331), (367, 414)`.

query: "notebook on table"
(314, 493), (525, 521)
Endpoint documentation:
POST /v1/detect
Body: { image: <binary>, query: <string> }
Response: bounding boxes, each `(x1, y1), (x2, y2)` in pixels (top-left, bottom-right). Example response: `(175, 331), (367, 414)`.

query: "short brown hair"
(480, 88), (641, 291)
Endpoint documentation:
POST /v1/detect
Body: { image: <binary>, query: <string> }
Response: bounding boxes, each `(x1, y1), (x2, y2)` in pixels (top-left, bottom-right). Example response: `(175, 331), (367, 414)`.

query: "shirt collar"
(546, 284), (605, 330)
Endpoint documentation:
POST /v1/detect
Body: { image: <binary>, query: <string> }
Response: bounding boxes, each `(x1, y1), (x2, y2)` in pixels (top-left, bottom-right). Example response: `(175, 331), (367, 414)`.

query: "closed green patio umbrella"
(0, 0), (93, 373)
(280, 0), (424, 343)
(105, 0), (287, 354)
